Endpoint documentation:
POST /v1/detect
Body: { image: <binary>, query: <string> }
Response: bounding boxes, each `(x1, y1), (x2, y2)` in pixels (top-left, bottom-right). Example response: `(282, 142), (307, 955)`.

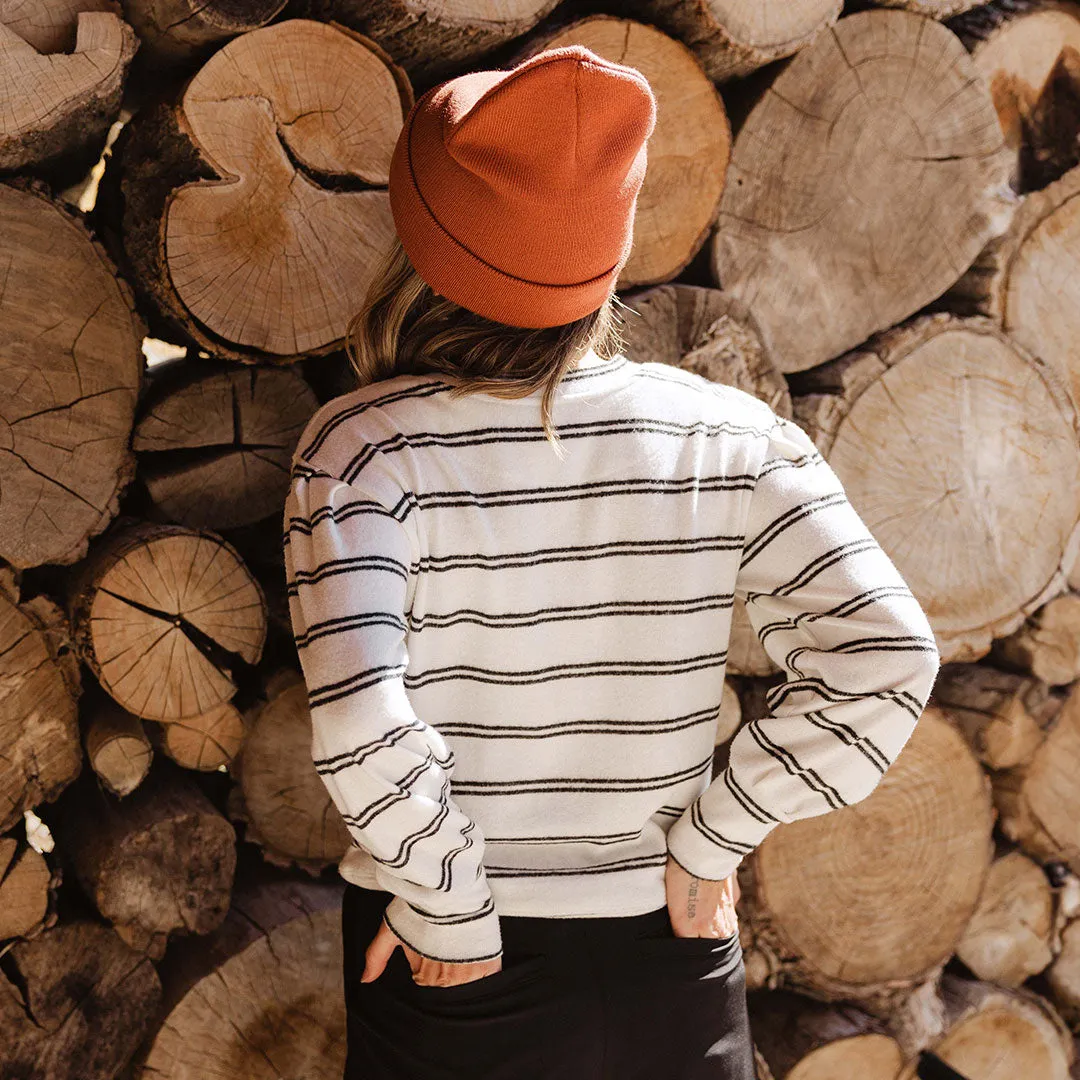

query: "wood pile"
(1, 0), (1080, 1076)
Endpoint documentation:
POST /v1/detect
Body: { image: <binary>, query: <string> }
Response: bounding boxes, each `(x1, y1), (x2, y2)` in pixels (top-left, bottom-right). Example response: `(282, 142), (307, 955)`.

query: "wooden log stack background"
(2, 0), (1080, 1076)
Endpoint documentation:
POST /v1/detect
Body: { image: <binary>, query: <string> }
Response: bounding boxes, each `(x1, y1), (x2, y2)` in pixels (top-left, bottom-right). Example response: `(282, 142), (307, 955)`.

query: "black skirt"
(341, 883), (756, 1080)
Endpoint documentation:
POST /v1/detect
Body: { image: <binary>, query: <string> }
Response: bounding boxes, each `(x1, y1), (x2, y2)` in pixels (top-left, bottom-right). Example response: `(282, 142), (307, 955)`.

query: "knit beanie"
(388, 44), (658, 329)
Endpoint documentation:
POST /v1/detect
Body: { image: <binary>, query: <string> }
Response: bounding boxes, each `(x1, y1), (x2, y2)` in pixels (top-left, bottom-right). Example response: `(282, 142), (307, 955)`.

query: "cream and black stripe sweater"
(282, 351), (940, 963)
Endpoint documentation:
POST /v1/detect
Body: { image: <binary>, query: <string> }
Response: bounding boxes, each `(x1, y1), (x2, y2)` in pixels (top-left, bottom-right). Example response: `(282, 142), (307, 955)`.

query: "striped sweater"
(282, 350), (941, 963)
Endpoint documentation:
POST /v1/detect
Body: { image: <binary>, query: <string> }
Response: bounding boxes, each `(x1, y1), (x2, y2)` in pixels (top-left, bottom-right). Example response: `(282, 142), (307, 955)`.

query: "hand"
(360, 917), (503, 986)
(664, 854), (741, 938)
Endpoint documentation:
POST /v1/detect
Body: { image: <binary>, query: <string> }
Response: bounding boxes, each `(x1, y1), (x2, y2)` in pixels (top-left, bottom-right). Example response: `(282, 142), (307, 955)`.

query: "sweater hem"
(338, 844), (670, 920)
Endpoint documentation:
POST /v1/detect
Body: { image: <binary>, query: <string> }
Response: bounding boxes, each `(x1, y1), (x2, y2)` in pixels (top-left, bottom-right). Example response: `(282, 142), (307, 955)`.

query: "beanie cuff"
(389, 107), (625, 330)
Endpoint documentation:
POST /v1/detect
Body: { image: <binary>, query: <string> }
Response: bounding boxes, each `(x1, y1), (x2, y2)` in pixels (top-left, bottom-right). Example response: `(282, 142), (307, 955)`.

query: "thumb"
(360, 919), (398, 983)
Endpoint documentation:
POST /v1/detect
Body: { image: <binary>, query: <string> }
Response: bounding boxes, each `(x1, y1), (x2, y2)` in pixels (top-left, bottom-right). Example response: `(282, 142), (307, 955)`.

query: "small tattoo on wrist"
(687, 878), (698, 919)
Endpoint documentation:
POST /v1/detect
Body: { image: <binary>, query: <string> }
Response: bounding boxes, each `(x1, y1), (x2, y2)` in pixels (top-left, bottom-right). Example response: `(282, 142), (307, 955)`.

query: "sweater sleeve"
(665, 414), (941, 881)
(282, 454), (502, 963)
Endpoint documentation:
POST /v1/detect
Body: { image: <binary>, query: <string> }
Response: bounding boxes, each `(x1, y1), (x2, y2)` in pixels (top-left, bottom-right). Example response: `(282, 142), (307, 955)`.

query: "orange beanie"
(388, 45), (658, 329)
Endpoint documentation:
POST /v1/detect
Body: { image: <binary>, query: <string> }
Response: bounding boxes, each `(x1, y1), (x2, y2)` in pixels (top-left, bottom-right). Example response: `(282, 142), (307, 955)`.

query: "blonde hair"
(345, 235), (629, 459)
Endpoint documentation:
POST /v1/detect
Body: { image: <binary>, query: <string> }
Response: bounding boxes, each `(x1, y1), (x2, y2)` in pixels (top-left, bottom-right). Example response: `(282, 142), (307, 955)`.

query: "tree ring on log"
(791, 314), (1080, 661)
(0, 6), (137, 171)
(116, 19), (413, 361)
(0, 570), (82, 833)
(230, 675), (350, 872)
(67, 522), (267, 721)
(0, 181), (143, 569)
(742, 708), (994, 1008)
(712, 9), (1015, 374)
(134, 365), (319, 529)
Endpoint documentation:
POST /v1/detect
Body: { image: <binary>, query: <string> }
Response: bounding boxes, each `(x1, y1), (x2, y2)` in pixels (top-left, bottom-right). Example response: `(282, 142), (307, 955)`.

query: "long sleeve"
(282, 453), (502, 963)
(665, 413), (942, 881)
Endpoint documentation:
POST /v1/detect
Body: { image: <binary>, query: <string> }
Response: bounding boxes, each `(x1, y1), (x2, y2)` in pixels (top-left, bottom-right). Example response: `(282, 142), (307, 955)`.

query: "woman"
(282, 44), (941, 1079)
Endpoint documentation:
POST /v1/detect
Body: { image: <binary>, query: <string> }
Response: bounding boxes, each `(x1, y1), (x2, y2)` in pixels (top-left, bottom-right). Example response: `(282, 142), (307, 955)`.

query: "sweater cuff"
(382, 893), (503, 963)
(665, 779), (781, 881)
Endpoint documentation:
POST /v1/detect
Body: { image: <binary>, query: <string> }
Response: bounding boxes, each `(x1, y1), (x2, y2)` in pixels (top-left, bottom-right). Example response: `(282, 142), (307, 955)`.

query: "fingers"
(360, 919), (398, 983)
(411, 956), (503, 987)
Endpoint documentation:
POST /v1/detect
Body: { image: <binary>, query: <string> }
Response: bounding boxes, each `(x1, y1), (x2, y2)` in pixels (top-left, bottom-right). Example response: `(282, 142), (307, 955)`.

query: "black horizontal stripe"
(369, 795), (452, 870)
(816, 635), (939, 656)
(483, 829), (645, 845)
(286, 554), (408, 595)
(340, 416), (777, 482)
(405, 894), (495, 925)
(764, 675), (924, 719)
(294, 611), (407, 650)
(740, 489), (848, 569)
(313, 719), (434, 772)
(484, 852), (668, 878)
(805, 710), (890, 773)
(402, 650), (728, 688)
(413, 473), (756, 512)
(436, 703), (720, 739)
(283, 494), (412, 545)
(300, 380), (451, 459)
(334, 753), (444, 828)
(448, 755), (712, 796)
(724, 768), (779, 824)
(408, 594), (734, 633)
(747, 719), (846, 811)
(689, 801), (755, 854)
(409, 534), (743, 574)
(307, 662), (410, 710)
(754, 584), (918, 649)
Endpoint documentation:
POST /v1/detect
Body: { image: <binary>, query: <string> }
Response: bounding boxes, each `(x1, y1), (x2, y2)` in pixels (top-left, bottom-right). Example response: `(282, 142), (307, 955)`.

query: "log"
(992, 591), (1080, 685)
(712, 9), (1016, 374)
(136, 875), (345, 1079)
(512, 16), (731, 288)
(1048, 916), (1080, 1027)
(621, 283), (792, 420)
(955, 850), (1055, 985)
(0, 566), (83, 834)
(727, 598), (782, 678)
(291, 0), (559, 87)
(951, 0), (1080, 191)
(0, 4), (137, 173)
(134, 363), (319, 529)
(615, 0), (842, 83)
(894, 974), (1074, 1080)
(0, 181), (143, 569)
(950, 163), (1080, 435)
(737, 708), (994, 1019)
(931, 661), (1063, 769)
(0, 920), (161, 1080)
(228, 670), (350, 872)
(746, 990), (903, 1080)
(108, 18), (412, 362)
(0, 0), (121, 53)
(85, 698), (153, 796)
(67, 520), (267, 722)
(993, 680), (1080, 875)
(0, 835), (54, 941)
(50, 766), (236, 957)
(1023, 37), (1080, 188)
(870, 0), (985, 16)
(790, 314), (1080, 663)
(155, 702), (246, 771)
(119, 0), (287, 64)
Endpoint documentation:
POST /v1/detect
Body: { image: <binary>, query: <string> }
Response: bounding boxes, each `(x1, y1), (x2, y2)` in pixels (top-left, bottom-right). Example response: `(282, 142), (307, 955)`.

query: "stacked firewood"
(2, 1), (1080, 1077)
